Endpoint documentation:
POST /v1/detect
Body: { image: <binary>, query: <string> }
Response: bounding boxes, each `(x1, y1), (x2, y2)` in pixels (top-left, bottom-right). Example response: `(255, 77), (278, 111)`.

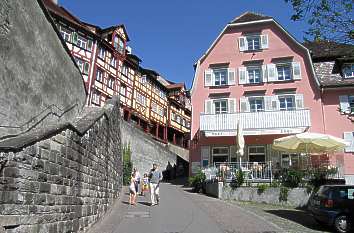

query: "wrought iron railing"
(203, 162), (273, 182)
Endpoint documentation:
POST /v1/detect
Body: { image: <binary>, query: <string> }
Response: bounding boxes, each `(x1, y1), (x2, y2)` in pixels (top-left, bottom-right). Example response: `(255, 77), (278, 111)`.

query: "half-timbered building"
(43, 0), (191, 150)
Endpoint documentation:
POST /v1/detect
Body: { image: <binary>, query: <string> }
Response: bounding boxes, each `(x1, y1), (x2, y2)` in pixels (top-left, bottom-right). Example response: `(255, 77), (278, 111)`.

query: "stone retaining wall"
(0, 98), (122, 233)
(205, 182), (311, 208)
(120, 121), (177, 175)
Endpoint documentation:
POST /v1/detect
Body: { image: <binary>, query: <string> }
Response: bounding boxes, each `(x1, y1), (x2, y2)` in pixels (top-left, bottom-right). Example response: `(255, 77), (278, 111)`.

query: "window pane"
(214, 69), (227, 86)
(277, 64), (291, 81)
(248, 67), (261, 83)
(247, 36), (260, 50)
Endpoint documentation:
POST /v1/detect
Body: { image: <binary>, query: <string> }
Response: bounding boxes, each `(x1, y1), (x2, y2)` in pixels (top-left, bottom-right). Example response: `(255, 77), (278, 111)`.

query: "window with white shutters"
(204, 69), (213, 87)
(238, 34), (268, 52)
(204, 99), (213, 114)
(204, 68), (236, 87)
(238, 67), (247, 85)
(214, 68), (228, 86)
(276, 63), (292, 81)
(249, 97), (264, 112)
(228, 98), (237, 113)
(214, 99), (228, 114)
(240, 97), (250, 112)
(292, 62), (301, 80)
(278, 95), (295, 110)
(247, 66), (262, 84)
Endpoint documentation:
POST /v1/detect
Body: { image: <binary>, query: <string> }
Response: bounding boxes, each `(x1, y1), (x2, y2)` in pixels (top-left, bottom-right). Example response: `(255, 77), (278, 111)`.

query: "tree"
(285, 0), (354, 44)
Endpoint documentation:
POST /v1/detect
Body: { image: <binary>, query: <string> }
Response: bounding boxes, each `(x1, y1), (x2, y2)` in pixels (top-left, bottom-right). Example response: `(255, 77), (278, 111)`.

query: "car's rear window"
(317, 186), (330, 197)
(332, 188), (348, 200)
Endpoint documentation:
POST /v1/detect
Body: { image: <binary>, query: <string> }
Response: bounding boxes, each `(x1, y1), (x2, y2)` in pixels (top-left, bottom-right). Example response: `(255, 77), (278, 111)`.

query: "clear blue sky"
(59, 0), (309, 88)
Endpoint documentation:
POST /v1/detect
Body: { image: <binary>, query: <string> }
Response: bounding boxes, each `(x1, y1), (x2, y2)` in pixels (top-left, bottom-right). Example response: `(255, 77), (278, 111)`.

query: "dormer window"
(239, 34), (268, 52)
(114, 35), (125, 54)
(247, 35), (261, 51)
(343, 64), (354, 78)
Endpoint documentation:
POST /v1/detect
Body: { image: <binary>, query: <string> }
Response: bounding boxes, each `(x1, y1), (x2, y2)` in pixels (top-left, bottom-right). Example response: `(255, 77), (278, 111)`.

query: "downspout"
(320, 87), (326, 134)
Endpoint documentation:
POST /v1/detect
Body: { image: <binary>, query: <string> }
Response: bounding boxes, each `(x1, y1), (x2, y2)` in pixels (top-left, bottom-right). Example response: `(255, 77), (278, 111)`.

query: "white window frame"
(276, 63), (292, 81)
(246, 35), (261, 51)
(108, 76), (115, 89)
(110, 57), (116, 67)
(343, 63), (354, 79)
(77, 35), (87, 49)
(136, 93), (146, 106)
(141, 76), (147, 84)
(120, 84), (126, 96)
(278, 95), (295, 111)
(60, 26), (71, 42)
(214, 68), (228, 86)
(151, 102), (158, 113)
(214, 99), (228, 114)
(92, 90), (101, 105)
(249, 97), (264, 112)
(248, 145), (266, 163)
(96, 69), (103, 82)
(98, 47), (105, 59)
(247, 66), (262, 84)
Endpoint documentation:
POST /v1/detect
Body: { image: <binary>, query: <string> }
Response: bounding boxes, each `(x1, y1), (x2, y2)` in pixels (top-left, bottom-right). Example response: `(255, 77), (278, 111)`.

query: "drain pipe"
(320, 87), (326, 134)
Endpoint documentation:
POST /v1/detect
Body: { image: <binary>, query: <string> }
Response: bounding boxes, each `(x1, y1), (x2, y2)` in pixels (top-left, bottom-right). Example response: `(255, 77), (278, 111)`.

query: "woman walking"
(129, 172), (137, 205)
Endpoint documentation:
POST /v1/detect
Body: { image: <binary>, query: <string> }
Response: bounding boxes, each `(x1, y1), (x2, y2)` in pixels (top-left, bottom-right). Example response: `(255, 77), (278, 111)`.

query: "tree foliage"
(285, 0), (354, 44)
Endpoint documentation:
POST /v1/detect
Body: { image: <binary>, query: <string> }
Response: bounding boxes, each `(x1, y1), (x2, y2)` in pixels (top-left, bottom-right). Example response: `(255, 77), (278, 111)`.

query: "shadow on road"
(138, 201), (151, 206)
(165, 177), (189, 186)
(265, 209), (331, 232)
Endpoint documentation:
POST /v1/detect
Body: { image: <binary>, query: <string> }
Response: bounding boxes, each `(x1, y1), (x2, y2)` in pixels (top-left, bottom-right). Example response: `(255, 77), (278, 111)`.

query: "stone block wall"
(0, 98), (122, 233)
(120, 121), (177, 175)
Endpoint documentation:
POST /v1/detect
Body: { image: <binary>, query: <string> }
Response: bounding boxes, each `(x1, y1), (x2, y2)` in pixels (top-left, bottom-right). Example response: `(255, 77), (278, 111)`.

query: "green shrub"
(122, 143), (132, 185)
(188, 170), (206, 192)
(257, 184), (269, 194)
(231, 169), (245, 189)
(270, 180), (281, 188)
(279, 186), (289, 202)
(281, 169), (304, 188)
(309, 167), (336, 188)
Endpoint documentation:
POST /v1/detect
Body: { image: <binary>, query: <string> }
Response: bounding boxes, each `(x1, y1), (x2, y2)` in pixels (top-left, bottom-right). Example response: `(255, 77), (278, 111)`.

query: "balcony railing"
(200, 109), (311, 135)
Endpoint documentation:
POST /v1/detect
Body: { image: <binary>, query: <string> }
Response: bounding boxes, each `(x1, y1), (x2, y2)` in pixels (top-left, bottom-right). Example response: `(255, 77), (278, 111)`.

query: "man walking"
(149, 163), (162, 206)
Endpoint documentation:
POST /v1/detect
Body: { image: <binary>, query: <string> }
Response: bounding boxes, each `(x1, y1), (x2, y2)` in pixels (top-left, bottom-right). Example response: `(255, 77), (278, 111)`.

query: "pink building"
(189, 12), (354, 183)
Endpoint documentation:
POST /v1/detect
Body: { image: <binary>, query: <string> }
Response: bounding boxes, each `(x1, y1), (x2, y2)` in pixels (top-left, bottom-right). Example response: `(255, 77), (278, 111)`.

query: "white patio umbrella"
(272, 132), (349, 154)
(236, 120), (245, 164)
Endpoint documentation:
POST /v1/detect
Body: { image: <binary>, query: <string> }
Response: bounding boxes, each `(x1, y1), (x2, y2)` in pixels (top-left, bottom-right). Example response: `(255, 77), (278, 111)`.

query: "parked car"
(308, 185), (354, 233)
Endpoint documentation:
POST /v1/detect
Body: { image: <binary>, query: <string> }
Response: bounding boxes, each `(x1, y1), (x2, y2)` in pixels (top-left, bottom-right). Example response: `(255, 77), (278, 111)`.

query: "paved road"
(88, 182), (282, 233)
